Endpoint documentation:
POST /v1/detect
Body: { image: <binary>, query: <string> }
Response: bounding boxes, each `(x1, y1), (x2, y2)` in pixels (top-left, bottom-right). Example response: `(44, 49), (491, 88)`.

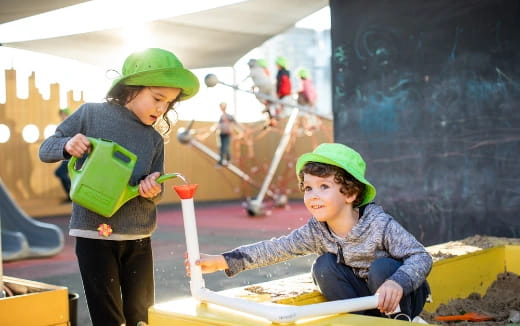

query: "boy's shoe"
(411, 316), (429, 324)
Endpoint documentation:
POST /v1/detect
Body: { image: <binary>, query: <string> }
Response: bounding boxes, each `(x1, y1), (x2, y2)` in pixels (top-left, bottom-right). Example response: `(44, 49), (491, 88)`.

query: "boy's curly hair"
(106, 85), (179, 141)
(298, 162), (366, 207)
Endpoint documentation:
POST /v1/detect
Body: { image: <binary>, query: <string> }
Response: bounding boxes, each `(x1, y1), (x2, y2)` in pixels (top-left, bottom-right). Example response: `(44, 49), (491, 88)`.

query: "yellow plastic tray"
(0, 276), (69, 326)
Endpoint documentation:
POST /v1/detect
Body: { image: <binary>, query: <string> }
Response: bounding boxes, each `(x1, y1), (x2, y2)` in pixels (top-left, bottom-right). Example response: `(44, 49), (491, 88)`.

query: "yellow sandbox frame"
(149, 245), (520, 325)
(0, 276), (69, 326)
(425, 245), (520, 312)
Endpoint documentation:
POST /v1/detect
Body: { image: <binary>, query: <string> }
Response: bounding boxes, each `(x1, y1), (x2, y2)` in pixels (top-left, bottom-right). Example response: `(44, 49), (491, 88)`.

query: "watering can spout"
(124, 173), (181, 202)
(104, 173), (181, 217)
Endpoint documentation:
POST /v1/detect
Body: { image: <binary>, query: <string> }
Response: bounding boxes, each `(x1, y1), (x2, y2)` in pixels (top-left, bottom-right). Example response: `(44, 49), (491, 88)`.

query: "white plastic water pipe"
(194, 287), (378, 324)
(175, 186), (379, 324)
(179, 192), (205, 294)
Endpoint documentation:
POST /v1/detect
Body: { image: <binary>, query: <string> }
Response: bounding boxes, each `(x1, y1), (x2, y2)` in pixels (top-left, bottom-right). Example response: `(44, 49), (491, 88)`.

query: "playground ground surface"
(4, 200), (520, 326)
(3, 200), (316, 326)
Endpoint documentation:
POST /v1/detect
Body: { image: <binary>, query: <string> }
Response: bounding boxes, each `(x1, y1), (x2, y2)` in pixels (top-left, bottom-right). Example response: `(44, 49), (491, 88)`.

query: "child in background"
(198, 102), (243, 167)
(275, 56), (292, 101)
(245, 58), (277, 126)
(186, 143), (432, 321)
(275, 56), (292, 118)
(256, 58), (270, 77)
(54, 107), (72, 203)
(296, 67), (317, 108)
(215, 102), (241, 166)
(39, 48), (199, 326)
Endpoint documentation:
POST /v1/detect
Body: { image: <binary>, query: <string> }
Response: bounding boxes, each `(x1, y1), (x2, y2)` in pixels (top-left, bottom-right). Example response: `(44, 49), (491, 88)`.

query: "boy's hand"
(65, 133), (91, 157)
(184, 252), (228, 276)
(139, 172), (161, 198)
(376, 280), (403, 314)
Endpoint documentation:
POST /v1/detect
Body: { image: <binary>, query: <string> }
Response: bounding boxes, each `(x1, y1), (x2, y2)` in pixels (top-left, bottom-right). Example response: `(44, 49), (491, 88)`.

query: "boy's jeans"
(312, 253), (430, 319)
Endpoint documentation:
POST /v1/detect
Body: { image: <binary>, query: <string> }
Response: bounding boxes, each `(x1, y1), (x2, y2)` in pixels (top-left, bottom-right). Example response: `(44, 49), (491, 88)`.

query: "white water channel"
(177, 187), (379, 324)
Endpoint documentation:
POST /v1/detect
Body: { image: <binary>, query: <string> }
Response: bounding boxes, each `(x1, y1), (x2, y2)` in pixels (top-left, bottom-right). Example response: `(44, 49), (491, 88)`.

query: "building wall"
(330, 0), (520, 245)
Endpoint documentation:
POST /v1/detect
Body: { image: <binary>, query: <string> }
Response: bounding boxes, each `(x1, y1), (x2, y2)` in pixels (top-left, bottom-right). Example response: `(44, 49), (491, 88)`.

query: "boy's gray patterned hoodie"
(223, 203), (432, 295)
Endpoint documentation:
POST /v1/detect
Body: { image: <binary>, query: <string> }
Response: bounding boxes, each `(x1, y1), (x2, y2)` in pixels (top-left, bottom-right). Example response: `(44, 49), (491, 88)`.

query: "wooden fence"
(0, 69), (332, 217)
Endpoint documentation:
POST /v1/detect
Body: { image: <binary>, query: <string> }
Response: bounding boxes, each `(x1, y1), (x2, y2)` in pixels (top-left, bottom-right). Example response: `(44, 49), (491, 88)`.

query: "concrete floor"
(3, 200), (316, 326)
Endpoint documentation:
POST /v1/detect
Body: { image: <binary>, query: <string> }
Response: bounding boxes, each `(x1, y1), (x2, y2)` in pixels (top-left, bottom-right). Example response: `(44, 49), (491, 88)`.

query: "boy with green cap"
(186, 143), (432, 321)
(40, 48), (199, 326)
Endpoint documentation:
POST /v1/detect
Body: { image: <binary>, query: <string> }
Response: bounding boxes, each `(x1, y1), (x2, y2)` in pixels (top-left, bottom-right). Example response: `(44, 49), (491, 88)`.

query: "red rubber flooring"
(3, 200), (315, 326)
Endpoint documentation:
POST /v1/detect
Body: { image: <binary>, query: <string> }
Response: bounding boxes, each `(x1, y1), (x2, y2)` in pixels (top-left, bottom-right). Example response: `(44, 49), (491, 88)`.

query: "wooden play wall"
(330, 0), (520, 245)
(0, 68), (332, 217)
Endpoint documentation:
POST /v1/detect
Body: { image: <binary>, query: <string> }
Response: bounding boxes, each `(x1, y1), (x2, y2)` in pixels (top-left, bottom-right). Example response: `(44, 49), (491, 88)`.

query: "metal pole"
(232, 66), (238, 117)
(206, 74), (332, 121)
(247, 108), (299, 215)
(186, 137), (275, 199)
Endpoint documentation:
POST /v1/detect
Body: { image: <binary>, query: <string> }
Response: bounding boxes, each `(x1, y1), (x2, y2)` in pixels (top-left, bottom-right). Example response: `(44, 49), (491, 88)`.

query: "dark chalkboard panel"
(330, 0), (520, 245)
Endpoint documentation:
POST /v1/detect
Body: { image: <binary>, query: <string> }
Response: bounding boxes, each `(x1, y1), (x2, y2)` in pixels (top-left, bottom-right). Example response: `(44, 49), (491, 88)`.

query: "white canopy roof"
(0, 0), (328, 69)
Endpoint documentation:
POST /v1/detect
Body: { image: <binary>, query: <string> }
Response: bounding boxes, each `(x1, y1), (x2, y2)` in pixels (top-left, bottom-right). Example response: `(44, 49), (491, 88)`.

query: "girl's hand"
(376, 280), (403, 314)
(184, 252), (228, 276)
(138, 172), (161, 198)
(65, 133), (91, 158)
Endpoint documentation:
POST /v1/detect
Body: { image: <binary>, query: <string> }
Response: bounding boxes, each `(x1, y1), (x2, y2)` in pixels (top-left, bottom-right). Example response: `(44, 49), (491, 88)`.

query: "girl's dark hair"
(298, 162), (366, 207)
(106, 84), (179, 140)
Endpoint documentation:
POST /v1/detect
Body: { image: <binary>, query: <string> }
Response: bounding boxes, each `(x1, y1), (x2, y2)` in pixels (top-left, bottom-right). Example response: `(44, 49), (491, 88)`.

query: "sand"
(421, 272), (520, 325)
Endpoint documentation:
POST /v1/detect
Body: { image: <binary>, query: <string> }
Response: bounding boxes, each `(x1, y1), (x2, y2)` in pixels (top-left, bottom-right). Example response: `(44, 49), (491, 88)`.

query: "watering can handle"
(67, 137), (101, 178)
(67, 137), (139, 178)
(67, 156), (78, 180)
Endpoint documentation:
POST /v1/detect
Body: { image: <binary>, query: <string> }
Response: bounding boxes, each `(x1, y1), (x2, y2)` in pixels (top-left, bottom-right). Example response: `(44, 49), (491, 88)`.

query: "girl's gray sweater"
(39, 102), (165, 239)
(223, 203), (432, 295)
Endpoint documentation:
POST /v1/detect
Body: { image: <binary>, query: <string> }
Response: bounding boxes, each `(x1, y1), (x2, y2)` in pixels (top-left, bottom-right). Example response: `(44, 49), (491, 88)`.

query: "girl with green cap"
(296, 67), (317, 107)
(275, 55), (292, 101)
(185, 143), (432, 322)
(40, 48), (199, 326)
(273, 56), (292, 120)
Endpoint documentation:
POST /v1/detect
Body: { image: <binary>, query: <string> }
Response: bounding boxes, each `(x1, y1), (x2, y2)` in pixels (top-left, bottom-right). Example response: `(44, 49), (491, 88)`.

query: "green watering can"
(68, 137), (179, 217)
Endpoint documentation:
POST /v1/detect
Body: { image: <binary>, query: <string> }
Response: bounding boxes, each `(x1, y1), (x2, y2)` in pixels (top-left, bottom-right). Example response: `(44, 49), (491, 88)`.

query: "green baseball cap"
(298, 68), (309, 79)
(108, 48), (200, 101)
(257, 58), (268, 68)
(275, 56), (288, 68)
(296, 143), (376, 206)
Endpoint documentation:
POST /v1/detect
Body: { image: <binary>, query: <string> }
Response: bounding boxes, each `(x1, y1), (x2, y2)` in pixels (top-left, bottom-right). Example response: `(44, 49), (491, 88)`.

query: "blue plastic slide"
(0, 179), (64, 261)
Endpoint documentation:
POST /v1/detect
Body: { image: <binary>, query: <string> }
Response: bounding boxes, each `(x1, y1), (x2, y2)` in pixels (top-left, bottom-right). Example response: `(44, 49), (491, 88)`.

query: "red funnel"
(173, 184), (198, 199)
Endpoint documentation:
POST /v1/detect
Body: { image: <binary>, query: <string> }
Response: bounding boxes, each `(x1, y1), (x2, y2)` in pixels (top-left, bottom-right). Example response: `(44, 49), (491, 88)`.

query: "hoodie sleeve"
(383, 219), (433, 294)
(222, 221), (320, 277)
